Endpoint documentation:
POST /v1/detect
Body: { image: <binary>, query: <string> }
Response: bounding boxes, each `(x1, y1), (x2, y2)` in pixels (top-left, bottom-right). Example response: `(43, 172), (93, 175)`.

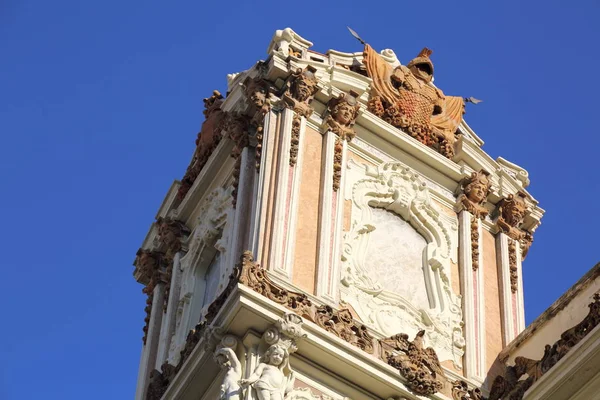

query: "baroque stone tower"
(131, 28), (546, 400)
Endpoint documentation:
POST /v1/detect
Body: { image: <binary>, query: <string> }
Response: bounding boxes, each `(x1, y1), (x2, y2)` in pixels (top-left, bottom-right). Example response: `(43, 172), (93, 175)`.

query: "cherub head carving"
(464, 170), (491, 205)
(289, 66), (319, 103)
(263, 344), (288, 368)
(406, 48), (434, 83)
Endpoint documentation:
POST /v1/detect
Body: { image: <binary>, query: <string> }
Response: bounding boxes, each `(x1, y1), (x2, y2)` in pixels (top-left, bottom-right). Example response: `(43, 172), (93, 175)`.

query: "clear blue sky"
(1, 1), (599, 399)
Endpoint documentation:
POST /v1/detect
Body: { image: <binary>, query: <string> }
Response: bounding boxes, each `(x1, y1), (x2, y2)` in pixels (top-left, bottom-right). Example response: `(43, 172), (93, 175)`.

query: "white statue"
(239, 344), (295, 400)
(215, 347), (242, 400)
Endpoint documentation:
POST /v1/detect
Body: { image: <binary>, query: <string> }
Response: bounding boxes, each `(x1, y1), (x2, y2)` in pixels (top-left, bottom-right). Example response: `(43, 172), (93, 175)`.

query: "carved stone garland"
(495, 192), (533, 291)
(456, 170), (491, 271)
(488, 293), (600, 400)
(281, 66), (319, 166)
(323, 91), (360, 191)
(243, 76), (273, 170)
(134, 249), (167, 344)
(508, 239), (518, 293)
(341, 162), (464, 367)
(471, 216), (480, 271)
(154, 218), (190, 310)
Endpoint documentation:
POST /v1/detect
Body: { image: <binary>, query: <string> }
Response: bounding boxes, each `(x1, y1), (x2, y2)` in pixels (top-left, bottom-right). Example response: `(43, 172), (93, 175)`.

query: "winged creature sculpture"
(362, 43), (474, 159)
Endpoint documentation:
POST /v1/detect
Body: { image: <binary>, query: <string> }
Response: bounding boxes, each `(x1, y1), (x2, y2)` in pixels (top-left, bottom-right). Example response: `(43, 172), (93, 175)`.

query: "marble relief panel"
(341, 161), (464, 367)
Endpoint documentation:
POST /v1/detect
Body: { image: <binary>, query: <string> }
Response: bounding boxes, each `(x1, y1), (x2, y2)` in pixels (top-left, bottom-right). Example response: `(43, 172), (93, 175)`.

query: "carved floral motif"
(489, 293), (600, 400)
(380, 331), (446, 396)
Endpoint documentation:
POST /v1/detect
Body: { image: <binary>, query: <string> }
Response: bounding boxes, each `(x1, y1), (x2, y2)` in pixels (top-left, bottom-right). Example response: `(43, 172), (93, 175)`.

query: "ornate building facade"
(130, 28), (600, 400)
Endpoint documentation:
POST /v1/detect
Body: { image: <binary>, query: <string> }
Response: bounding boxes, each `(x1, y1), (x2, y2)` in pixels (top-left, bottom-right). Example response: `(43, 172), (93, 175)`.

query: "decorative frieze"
(488, 293), (600, 400)
(380, 331), (446, 396)
(236, 251), (451, 396)
(178, 90), (225, 200)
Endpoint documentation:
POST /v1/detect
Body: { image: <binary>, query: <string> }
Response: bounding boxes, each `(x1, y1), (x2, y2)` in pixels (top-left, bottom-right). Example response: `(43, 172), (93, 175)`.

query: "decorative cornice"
(488, 292), (600, 400)
(236, 251), (452, 396)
